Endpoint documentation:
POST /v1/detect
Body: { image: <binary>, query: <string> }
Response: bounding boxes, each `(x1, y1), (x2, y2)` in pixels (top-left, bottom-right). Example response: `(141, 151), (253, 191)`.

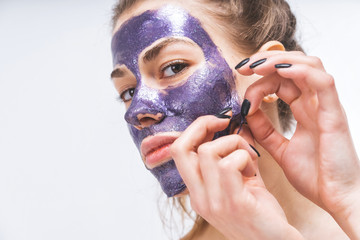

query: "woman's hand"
(237, 51), (360, 239)
(171, 113), (304, 240)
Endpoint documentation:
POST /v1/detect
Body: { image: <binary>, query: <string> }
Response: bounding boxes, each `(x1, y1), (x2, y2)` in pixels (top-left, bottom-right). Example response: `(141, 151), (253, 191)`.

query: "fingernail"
(235, 58), (250, 69)
(275, 63), (292, 68)
(250, 58), (267, 69)
(249, 144), (261, 157)
(218, 107), (232, 115)
(241, 99), (251, 118)
(215, 114), (231, 119)
(215, 107), (232, 119)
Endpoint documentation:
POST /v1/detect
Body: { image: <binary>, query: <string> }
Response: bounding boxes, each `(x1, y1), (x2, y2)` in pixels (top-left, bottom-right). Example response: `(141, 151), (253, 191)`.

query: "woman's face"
(111, 3), (246, 197)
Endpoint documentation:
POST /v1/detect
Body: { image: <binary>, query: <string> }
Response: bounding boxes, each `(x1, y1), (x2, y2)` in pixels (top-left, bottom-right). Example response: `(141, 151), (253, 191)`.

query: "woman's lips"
(145, 143), (172, 168)
(140, 133), (180, 169)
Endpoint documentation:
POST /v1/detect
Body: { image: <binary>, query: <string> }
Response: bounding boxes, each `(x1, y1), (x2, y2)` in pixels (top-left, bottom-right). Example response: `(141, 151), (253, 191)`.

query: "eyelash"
(160, 60), (189, 78)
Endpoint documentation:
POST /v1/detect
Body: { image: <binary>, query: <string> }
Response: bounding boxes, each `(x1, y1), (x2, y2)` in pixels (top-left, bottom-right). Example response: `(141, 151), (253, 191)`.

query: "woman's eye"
(161, 61), (189, 78)
(120, 88), (135, 102)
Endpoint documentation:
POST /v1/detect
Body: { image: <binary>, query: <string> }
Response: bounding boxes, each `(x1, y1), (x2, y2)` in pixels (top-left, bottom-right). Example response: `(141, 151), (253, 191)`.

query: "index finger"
(244, 73), (301, 116)
(173, 115), (231, 154)
(170, 114), (231, 195)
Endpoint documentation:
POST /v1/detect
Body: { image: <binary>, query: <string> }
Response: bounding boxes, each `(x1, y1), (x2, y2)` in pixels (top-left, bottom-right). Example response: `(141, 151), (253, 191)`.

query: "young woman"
(110, 0), (360, 239)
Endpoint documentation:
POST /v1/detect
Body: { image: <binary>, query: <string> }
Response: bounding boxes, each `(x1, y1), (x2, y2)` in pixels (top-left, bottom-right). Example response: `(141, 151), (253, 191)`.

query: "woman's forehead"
(112, 4), (202, 45)
(111, 5), (219, 70)
(112, 1), (199, 34)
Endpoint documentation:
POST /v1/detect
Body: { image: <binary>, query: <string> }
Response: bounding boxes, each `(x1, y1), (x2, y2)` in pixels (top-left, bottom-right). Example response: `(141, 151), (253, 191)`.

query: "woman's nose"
(136, 112), (164, 129)
(125, 106), (165, 130)
(124, 85), (166, 130)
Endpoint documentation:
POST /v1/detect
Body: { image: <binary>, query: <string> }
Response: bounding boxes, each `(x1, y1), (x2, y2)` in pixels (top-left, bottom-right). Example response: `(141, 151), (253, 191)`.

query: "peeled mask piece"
(112, 5), (243, 197)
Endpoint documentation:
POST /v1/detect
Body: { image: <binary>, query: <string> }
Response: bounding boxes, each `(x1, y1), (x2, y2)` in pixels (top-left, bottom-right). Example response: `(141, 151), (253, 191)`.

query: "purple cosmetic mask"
(111, 5), (244, 197)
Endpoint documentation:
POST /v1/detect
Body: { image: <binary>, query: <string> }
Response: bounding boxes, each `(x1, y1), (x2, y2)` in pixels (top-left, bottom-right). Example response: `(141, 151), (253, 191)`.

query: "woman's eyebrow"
(143, 38), (196, 63)
(110, 68), (125, 79)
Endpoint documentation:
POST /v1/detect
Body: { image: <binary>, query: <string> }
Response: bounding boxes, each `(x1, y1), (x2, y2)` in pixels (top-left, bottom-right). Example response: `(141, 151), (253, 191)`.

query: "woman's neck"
(190, 222), (227, 240)
(255, 145), (348, 239)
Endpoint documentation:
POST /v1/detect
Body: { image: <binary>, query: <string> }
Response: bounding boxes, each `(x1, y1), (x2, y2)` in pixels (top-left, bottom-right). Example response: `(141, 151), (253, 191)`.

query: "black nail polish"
(249, 144), (261, 157)
(218, 107), (232, 115)
(250, 58), (267, 69)
(275, 63), (292, 68)
(235, 58), (250, 69)
(241, 99), (251, 118)
(215, 107), (232, 119)
(215, 114), (231, 119)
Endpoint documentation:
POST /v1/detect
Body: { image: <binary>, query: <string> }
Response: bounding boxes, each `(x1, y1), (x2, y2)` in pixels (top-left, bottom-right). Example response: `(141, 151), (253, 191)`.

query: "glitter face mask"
(111, 5), (243, 197)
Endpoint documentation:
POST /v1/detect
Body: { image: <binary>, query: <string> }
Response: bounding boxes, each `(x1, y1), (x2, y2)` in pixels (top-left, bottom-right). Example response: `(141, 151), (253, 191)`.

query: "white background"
(0, 1), (359, 239)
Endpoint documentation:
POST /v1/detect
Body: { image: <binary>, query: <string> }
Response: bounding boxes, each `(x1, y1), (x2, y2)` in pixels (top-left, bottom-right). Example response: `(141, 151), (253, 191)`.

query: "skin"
(111, 1), (360, 239)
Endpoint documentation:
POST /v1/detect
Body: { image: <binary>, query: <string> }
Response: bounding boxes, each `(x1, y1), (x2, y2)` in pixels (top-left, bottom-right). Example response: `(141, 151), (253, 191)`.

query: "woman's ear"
(258, 40), (285, 52)
(257, 41), (285, 103)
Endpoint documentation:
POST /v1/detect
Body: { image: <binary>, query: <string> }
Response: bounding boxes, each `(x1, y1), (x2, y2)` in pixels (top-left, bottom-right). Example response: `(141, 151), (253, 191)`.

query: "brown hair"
(112, 0), (302, 238)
